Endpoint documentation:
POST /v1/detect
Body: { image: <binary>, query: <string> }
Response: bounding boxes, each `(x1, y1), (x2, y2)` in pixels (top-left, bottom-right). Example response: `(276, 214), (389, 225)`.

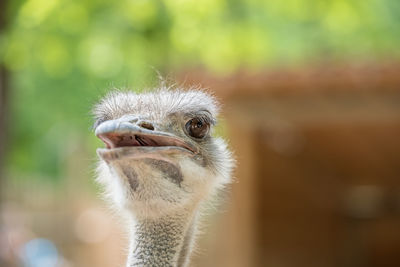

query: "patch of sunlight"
(18, 0), (61, 28)
(266, 0), (313, 20)
(121, 0), (158, 28)
(324, 0), (361, 33)
(170, 20), (202, 53)
(200, 28), (240, 74)
(233, 25), (271, 67)
(3, 39), (29, 70)
(79, 37), (123, 78)
(165, 0), (225, 24)
(58, 3), (89, 34)
(37, 37), (71, 78)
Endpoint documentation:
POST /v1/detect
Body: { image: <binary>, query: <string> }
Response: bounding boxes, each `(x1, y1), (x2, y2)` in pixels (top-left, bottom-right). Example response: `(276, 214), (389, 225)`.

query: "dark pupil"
(186, 118), (209, 138)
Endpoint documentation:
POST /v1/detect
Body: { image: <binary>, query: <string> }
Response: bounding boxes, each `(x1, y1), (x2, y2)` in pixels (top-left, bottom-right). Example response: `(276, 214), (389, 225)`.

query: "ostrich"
(93, 88), (234, 267)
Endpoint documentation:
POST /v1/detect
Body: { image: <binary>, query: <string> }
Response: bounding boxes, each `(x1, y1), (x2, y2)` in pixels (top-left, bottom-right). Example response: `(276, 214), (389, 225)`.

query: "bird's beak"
(95, 119), (198, 154)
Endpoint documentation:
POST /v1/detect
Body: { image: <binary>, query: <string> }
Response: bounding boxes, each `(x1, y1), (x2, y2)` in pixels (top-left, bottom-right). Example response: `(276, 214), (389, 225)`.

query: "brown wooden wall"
(185, 62), (400, 267)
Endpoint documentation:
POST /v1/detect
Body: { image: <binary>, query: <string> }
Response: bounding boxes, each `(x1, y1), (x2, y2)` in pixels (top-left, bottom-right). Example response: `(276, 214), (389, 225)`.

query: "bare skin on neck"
(93, 89), (234, 267)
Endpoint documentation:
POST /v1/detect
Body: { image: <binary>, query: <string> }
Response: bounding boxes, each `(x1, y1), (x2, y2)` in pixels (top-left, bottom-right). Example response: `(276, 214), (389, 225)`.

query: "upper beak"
(95, 119), (198, 154)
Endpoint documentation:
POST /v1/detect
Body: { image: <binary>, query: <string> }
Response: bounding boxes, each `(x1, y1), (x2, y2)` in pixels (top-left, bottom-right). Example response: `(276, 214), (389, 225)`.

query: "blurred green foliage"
(1, 0), (399, 181)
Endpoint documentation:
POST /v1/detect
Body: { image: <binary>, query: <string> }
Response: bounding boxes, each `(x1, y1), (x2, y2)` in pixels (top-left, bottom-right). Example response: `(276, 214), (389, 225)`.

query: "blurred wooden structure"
(182, 62), (400, 267)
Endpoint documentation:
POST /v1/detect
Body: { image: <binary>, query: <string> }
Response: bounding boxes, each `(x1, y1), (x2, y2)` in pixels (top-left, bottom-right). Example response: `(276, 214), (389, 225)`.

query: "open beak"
(95, 119), (197, 154)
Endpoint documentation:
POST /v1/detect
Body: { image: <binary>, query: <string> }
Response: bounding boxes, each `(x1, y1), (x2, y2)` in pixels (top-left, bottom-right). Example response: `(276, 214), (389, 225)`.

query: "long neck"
(126, 212), (197, 267)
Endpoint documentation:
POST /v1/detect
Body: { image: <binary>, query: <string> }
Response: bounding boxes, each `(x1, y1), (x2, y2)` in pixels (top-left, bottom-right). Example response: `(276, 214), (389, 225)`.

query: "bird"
(92, 87), (234, 267)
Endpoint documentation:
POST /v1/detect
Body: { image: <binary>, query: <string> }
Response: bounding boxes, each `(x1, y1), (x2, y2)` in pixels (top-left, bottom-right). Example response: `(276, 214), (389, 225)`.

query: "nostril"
(138, 121), (154, 131)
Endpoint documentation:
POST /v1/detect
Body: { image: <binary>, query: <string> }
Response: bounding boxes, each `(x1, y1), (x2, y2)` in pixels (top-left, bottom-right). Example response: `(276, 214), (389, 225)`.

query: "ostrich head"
(93, 88), (233, 266)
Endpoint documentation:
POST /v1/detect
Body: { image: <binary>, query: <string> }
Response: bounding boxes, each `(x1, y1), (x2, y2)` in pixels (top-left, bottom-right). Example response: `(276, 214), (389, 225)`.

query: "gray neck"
(127, 212), (197, 267)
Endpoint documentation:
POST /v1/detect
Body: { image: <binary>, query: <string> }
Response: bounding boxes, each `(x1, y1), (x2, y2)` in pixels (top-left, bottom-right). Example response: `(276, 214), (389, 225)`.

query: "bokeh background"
(1, 0), (400, 266)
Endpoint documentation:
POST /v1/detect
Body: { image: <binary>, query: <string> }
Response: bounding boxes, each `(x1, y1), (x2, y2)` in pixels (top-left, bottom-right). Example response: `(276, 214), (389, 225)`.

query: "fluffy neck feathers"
(127, 212), (197, 267)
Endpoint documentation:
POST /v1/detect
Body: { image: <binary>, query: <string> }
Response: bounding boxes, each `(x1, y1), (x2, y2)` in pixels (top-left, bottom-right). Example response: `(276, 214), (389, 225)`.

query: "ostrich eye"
(185, 118), (210, 139)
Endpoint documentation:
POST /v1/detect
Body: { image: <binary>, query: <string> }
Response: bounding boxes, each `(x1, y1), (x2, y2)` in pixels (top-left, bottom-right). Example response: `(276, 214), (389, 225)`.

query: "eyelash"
(187, 113), (215, 126)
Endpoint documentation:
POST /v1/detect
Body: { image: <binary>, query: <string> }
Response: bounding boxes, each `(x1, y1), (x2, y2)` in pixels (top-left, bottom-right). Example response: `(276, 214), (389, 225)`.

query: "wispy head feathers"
(93, 87), (220, 128)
